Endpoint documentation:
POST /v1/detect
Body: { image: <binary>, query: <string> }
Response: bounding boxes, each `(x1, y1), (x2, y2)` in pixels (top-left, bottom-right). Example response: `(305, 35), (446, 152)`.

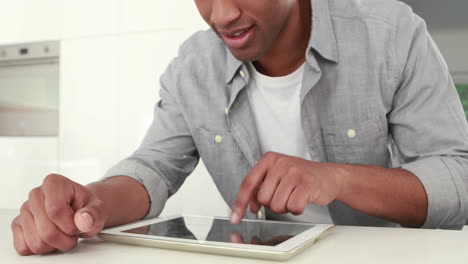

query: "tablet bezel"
(99, 214), (334, 253)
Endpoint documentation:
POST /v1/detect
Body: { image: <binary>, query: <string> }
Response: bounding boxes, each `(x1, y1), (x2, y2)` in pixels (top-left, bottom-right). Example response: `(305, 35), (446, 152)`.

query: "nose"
(210, 0), (241, 28)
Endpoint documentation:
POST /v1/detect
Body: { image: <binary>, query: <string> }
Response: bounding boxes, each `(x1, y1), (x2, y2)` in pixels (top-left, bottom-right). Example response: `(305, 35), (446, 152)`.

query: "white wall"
(0, 0), (230, 217)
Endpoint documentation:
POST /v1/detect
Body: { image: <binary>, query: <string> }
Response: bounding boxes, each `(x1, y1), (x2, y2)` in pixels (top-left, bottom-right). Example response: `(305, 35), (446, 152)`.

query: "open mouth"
(225, 26), (253, 39)
(221, 25), (255, 49)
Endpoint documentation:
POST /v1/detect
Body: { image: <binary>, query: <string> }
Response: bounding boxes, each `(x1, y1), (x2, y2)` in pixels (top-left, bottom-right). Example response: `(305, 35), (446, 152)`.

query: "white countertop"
(1, 209), (467, 264)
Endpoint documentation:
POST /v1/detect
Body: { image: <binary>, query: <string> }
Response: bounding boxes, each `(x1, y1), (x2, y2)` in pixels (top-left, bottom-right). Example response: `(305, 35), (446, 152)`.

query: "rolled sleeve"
(389, 7), (468, 229)
(102, 159), (169, 218)
(400, 157), (468, 229)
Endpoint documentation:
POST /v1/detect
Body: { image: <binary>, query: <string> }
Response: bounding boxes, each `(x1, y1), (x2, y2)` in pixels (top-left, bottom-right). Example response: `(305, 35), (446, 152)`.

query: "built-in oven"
(0, 41), (59, 136)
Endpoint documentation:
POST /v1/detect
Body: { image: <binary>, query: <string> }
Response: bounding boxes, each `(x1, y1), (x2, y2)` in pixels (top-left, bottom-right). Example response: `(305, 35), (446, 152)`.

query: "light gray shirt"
(103, 0), (468, 229)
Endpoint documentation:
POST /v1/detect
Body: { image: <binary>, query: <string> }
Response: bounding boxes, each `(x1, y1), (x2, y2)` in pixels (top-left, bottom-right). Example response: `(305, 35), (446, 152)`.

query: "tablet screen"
(122, 216), (314, 246)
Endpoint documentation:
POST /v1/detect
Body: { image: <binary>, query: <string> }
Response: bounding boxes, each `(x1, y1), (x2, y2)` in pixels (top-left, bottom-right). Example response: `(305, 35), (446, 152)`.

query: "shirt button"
(239, 70), (246, 78)
(347, 129), (356, 138)
(224, 107), (229, 115)
(257, 210), (263, 219)
(215, 135), (223, 143)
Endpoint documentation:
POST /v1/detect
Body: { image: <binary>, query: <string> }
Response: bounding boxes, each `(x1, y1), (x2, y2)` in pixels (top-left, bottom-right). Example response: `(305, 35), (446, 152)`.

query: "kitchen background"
(0, 0), (467, 217)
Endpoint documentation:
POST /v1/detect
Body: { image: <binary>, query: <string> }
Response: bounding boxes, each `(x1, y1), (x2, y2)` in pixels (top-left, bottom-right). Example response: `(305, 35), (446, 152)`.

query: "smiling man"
(12, 0), (468, 255)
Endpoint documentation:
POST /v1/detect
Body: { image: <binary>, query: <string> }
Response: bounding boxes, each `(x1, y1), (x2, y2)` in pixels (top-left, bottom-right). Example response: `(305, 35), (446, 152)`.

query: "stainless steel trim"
(0, 41), (59, 66)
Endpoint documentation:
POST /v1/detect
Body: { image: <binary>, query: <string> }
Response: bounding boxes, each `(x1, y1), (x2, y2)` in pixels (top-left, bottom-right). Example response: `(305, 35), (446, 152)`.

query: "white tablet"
(98, 214), (334, 261)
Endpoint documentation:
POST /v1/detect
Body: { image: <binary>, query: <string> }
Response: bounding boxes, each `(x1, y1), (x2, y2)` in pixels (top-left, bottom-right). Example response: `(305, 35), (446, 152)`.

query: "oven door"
(0, 42), (59, 137)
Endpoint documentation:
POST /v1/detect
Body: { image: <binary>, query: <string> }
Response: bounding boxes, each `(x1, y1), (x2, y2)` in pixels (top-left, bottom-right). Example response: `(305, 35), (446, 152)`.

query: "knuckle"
(29, 240), (49, 254)
(11, 216), (20, 229)
(40, 228), (59, 245)
(287, 203), (304, 215)
(43, 174), (55, 185)
(45, 203), (63, 220)
(16, 245), (30, 256)
(20, 202), (30, 214)
(62, 241), (78, 252)
(264, 151), (277, 162)
(315, 196), (329, 206)
(92, 198), (104, 210)
(18, 249), (30, 256)
(256, 190), (270, 206)
(28, 187), (41, 201)
(276, 157), (289, 167)
(291, 208), (304, 216)
(43, 173), (65, 186)
(287, 166), (300, 176)
(44, 173), (59, 183)
(269, 203), (283, 214)
(309, 190), (321, 204)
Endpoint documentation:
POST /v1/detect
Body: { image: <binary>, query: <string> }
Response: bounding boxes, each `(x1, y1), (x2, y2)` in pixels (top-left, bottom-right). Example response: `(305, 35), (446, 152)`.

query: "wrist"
(85, 181), (111, 220)
(332, 163), (352, 202)
(86, 181), (107, 206)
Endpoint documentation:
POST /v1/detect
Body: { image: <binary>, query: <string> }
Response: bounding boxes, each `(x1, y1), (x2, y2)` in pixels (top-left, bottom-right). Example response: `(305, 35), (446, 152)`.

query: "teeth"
(231, 29), (247, 37)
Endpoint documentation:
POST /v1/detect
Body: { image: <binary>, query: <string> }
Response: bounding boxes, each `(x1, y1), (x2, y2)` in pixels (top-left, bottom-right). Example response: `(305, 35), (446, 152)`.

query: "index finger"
(230, 156), (270, 224)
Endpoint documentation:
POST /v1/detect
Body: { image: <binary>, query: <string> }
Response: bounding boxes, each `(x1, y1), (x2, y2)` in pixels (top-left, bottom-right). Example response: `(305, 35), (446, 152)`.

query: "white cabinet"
(0, 0), (62, 45)
(120, 0), (207, 33)
(62, 0), (120, 38)
(62, 0), (207, 38)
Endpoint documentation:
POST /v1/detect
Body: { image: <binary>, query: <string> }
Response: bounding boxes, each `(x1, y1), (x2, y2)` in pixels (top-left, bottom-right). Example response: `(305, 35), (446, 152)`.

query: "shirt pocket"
(323, 118), (388, 166)
(196, 127), (241, 152)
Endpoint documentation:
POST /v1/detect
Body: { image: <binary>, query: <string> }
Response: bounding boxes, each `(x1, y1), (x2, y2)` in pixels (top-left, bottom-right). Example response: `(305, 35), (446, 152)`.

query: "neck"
(253, 0), (312, 77)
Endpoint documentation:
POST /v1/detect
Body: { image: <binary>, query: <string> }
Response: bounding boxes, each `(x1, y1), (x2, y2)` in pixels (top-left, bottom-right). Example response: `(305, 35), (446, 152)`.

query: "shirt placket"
(300, 56), (327, 162)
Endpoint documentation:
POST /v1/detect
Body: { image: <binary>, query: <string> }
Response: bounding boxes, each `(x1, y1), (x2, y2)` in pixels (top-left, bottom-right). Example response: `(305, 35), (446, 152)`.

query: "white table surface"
(1, 209), (467, 264)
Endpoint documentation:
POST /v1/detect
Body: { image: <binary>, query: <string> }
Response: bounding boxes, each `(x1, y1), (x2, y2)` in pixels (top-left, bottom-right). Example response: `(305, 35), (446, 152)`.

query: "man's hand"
(11, 174), (107, 256)
(230, 152), (344, 224)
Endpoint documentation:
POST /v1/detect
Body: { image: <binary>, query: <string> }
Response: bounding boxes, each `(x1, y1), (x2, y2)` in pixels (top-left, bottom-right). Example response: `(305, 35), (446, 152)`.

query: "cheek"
(251, 6), (291, 39)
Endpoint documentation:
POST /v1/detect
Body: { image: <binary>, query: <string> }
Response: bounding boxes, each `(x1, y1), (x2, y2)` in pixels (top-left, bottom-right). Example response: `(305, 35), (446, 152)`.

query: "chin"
(229, 48), (262, 63)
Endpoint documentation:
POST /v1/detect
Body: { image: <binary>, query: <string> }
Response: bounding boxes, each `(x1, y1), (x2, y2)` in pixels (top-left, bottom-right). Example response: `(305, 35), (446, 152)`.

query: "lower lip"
(222, 26), (254, 49)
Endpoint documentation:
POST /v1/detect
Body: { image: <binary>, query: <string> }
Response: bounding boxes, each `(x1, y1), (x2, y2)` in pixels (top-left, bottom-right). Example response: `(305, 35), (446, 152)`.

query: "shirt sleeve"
(389, 7), (468, 229)
(101, 58), (199, 219)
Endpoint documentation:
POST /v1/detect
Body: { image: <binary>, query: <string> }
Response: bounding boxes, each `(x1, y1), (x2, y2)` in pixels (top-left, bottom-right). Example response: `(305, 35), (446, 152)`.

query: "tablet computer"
(98, 214), (334, 261)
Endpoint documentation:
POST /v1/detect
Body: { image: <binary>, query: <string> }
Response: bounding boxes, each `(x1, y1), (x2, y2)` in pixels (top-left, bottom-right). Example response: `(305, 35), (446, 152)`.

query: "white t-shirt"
(247, 62), (333, 223)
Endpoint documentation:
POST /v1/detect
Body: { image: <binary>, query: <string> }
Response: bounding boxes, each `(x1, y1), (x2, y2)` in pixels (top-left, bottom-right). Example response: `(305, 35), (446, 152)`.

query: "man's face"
(194, 0), (295, 62)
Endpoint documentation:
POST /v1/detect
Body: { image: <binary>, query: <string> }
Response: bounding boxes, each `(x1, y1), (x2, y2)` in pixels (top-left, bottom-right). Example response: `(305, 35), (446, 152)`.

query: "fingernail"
(230, 212), (239, 224)
(81, 212), (93, 228)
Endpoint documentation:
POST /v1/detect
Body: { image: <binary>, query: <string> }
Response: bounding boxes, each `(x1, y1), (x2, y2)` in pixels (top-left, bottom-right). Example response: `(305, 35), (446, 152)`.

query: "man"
(12, 0), (468, 256)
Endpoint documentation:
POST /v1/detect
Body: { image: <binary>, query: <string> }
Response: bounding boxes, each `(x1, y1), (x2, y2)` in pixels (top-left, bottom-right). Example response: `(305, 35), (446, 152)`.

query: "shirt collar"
(308, 0), (339, 63)
(225, 48), (243, 84)
(225, 0), (338, 84)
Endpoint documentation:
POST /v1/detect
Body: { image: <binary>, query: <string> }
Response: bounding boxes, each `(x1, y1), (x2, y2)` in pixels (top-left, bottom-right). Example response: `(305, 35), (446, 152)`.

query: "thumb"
(73, 198), (106, 238)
